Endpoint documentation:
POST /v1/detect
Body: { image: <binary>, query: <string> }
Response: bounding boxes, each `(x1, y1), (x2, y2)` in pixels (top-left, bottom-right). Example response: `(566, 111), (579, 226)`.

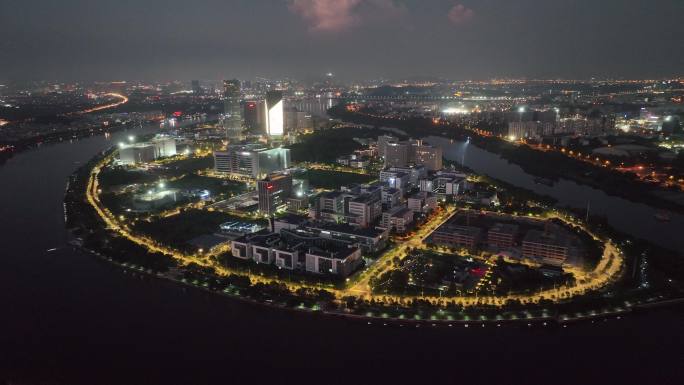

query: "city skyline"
(1, 1), (684, 383)
(1, 0), (682, 82)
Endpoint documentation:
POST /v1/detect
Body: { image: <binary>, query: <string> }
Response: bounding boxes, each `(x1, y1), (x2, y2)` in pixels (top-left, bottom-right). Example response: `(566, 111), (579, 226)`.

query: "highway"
(78, 93), (129, 114)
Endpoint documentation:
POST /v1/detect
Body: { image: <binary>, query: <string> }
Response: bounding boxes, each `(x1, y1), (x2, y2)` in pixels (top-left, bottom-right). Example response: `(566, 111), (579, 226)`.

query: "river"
(0, 127), (683, 383)
(427, 136), (684, 252)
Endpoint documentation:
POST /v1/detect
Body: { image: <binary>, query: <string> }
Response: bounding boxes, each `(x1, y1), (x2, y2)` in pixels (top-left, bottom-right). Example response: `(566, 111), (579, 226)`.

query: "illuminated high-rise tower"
(265, 90), (283, 137)
(223, 79), (242, 138)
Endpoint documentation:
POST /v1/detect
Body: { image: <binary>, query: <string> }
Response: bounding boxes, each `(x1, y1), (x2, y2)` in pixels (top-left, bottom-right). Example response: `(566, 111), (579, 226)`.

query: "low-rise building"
(273, 214), (310, 234)
(381, 206), (414, 234)
(231, 231), (280, 260)
(407, 191), (438, 213)
(379, 170), (410, 191)
(286, 196), (309, 213)
(429, 224), (482, 250)
(387, 165), (427, 186)
(522, 230), (569, 266)
(420, 175), (466, 197)
(349, 157), (370, 168)
(214, 144), (290, 179)
(381, 187), (402, 208)
(304, 222), (389, 254)
(119, 144), (156, 165)
(346, 194), (382, 228)
(230, 229), (363, 277)
(487, 223), (519, 250)
(150, 136), (177, 158)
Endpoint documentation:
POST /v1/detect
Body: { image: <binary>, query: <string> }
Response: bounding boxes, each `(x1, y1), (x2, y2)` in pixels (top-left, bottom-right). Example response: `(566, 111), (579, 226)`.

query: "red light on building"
(173, 111), (182, 117)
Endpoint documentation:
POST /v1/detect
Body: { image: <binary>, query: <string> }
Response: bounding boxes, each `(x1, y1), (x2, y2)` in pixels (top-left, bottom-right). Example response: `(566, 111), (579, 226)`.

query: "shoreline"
(63, 146), (661, 325)
(72, 242), (682, 327)
(0, 120), (151, 166)
(329, 108), (684, 215)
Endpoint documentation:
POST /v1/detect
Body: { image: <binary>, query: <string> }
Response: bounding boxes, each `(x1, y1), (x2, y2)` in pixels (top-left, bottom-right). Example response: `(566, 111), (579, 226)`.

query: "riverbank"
(329, 106), (684, 214)
(65, 140), (684, 325)
(72, 230), (684, 328)
(5, 122), (683, 385)
(0, 120), (151, 166)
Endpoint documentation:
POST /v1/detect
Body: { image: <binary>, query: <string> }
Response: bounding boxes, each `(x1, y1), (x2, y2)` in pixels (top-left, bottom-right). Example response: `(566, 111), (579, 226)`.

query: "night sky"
(1, 0), (682, 81)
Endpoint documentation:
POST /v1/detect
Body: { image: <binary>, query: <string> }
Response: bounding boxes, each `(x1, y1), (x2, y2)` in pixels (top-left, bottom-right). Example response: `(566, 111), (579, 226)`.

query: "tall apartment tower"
(223, 79), (243, 138)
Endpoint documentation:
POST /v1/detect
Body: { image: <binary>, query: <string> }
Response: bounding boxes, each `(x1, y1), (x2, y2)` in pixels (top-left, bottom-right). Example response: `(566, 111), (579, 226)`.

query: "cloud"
(447, 4), (474, 26)
(289, 0), (407, 33)
(366, 0), (408, 20)
(289, 0), (363, 33)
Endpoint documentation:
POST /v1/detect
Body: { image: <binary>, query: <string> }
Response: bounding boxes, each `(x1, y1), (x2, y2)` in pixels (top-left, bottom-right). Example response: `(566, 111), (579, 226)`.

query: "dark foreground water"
(1, 130), (683, 384)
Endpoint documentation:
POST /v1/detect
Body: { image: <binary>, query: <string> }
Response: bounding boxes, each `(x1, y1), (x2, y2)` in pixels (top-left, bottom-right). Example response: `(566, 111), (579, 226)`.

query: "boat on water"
(655, 211), (671, 222)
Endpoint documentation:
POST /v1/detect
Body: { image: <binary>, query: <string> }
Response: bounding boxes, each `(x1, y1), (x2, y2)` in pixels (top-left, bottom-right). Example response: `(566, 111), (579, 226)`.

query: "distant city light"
(442, 107), (469, 115)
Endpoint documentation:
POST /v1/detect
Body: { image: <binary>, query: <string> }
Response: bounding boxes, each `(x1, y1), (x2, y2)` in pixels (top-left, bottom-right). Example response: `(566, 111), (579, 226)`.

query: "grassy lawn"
(98, 167), (157, 189)
(296, 169), (375, 189)
(166, 174), (246, 198)
(159, 155), (214, 177)
(132, 209), (265, 250)
(287, 126), (390, 163)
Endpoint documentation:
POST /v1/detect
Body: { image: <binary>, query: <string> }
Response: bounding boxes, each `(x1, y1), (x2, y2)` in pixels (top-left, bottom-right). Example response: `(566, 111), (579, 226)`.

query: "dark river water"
(1, 128), (683, 384)
(428, 136), (684, 252)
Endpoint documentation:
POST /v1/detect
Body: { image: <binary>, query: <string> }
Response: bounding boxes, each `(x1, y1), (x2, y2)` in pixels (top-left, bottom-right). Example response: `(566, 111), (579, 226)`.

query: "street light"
(518, 106), (525, 123)
(128, 135), (135, 142)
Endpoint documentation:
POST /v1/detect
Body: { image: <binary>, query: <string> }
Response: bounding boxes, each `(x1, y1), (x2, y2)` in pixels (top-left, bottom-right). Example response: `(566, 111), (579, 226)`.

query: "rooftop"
(390, 207), (412, 218)
(306, 221), (387, 238)
(436, 224), (482, 237)
(275, 213), (309, 225)
(523, 229), (569, 247)
(489, 223), (519, 235)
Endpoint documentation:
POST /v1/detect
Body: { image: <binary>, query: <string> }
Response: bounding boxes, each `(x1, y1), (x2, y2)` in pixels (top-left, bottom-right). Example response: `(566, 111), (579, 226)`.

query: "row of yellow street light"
(87, 154), (625, 308)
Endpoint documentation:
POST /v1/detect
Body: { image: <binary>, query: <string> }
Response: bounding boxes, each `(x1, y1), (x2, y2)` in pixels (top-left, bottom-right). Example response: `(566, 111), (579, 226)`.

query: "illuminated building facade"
(243, 100), (260, 130)
(223, 79), (242, 138)
(213, 144), (290, 178)
(265, 91), (284, 137)
(257, 173), (293, 216)
(522, 230), (569, 266)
